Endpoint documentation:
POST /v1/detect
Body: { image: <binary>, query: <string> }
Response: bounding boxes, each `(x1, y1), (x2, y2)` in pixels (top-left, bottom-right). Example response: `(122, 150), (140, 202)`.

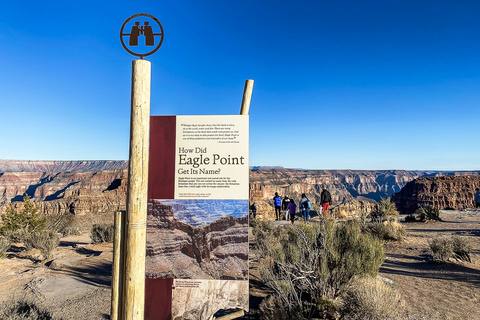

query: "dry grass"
(364, 220), (406, 241)
(90, 223), (114, 244)
(0, 236), (10, 258)
(428, 237), (453, 263)
(0, 298), (54, 320)
(24, 231), (60, 260)
(341, 276), (402, 320)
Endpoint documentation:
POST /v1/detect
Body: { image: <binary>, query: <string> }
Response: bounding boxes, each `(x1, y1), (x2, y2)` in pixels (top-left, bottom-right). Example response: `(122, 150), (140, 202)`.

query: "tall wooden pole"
(111, 210), (126, 320)
(123, 59), (151, 320)
(240, 79), (254, 115)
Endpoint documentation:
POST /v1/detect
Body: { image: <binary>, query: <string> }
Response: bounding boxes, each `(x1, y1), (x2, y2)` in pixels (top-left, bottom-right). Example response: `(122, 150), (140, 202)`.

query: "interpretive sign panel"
(145, 115), (249, 320)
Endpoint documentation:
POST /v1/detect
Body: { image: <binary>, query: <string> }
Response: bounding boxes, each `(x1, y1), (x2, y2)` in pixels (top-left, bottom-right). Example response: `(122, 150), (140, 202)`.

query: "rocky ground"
(248, 209), (480, 320)
(1, 210), (479, 319)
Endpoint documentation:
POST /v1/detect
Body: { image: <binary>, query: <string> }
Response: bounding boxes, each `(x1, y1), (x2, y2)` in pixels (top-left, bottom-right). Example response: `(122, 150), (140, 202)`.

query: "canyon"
(1, 160), (479, 219)
(392, 175), (480, 214)
(146, 199), (248, 280)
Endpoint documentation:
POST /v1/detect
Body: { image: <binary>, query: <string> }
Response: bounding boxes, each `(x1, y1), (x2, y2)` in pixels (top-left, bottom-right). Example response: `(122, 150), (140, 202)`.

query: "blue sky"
(1, 1), (479, 170)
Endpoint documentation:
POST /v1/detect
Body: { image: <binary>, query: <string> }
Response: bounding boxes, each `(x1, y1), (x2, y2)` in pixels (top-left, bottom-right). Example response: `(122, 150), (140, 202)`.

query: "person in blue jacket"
(273, 192), (282, 220)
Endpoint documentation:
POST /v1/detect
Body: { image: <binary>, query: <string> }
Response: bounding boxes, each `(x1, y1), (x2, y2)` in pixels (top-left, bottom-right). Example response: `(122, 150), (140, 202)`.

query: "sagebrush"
(90, 223), (115, 243)
(429, 236), (472, 263)
(24, 230), (60, 260)
(0, 298), (54, 320)
(254, 219), (385, 319)
(364, 220), (406, 241)
(46, 212), (80, 237)
(370, 198), (398, 223)
(341, 276), (402, 320)
(0, 236), (10, 258)
(429, 237), (453, 263)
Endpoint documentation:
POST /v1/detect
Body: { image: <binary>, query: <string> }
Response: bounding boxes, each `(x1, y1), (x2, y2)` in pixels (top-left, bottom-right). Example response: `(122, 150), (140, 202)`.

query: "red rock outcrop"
(0, 170), (127, 215)
(249, 169), (424, 219)
(0, 160), (127, 172)
(392, 175), (480, 214)
(146, 200), (248, 280)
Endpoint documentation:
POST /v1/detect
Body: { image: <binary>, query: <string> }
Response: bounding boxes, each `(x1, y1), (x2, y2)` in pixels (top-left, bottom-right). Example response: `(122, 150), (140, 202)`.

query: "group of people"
(273, 188), (332, 224)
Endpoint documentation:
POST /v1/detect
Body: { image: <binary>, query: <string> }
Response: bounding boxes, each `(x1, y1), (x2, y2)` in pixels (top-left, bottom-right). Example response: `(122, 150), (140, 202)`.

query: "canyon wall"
(2, 160), (479, 219)
(392, 175), (480, 214)
(0, 170), (127, 215)
(0, 160), (127, 173)
(146, 200), (248, 280)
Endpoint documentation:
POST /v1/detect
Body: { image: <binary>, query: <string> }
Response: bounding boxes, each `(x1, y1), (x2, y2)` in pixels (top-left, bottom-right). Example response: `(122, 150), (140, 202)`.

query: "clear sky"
(1, 1), (479, 171)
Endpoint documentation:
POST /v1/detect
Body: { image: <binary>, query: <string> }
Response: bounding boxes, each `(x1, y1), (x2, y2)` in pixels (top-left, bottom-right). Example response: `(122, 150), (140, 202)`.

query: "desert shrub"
(0, 236), (10, 258)
(370, 198), (399, 223)
(364, 220), (406, 241)
(451, 236), (472, 262)
(91, 223), (115, 244)
(341, 276), (402, 320)
(24, 230), (60, 260)
(429, 236), (473, 263)
(255, 220), (385, 319)
(2, 229), (30, 244)
(404, 214), (416, 222)
(416, 204), (441, 222)
(0, 298), (54, 320)
(46, 212), (79, 236)
(429, 237), (453, 263)
(0, 196), (46, 234)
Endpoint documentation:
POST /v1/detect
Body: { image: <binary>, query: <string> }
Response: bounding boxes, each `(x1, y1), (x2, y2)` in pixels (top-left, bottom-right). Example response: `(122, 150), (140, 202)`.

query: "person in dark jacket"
(475, 188), (480, 208)
(299, 193), (311, 223)
(282, 195), (291, 220)
(287, 198), (297, 224)
(320, 188), (332, 218)
(273, 192), (282, 220)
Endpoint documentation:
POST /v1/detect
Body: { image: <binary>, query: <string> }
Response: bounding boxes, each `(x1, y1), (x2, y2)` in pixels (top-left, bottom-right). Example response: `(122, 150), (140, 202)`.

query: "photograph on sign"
(171, 279), (248, 320)
(145, 115), (249, 320)
(146, 199), (248, 280)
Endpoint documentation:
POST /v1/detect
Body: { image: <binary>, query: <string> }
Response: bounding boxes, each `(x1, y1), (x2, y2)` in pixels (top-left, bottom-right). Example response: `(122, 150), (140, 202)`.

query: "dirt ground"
(248, 209), (480, 320)
(1, 210), (479, 319)
(380, 209), (480, 320)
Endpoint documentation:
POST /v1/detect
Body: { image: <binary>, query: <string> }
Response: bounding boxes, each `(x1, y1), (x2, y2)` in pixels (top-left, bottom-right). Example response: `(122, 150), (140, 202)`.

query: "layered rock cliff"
(0, 160), (127, 172)
(146, 200), (248, 280)
(250, 169), (424, 203)
(0, 170), (127, 215)
(249, 169), (425, 218)
(2, 159), (479, 220)
(392, 175), (480, 214)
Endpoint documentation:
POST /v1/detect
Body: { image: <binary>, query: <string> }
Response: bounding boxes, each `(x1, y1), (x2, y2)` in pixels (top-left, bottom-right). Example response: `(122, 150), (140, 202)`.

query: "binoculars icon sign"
(129, 21), (154, 46)
(120, 13), (164, 59)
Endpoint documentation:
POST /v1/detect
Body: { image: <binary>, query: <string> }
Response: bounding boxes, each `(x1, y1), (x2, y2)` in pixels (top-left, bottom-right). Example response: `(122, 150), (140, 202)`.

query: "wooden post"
(111, 210), (126, 320)
(216, 310), (245, 320)
(240, 79), (254, 115)
(122, 59), (151, 320)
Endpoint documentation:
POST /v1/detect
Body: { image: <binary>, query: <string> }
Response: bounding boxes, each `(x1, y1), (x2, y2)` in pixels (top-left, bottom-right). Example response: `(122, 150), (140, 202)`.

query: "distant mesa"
(250, 166), (284, 170)
(0, 160), (128, 173)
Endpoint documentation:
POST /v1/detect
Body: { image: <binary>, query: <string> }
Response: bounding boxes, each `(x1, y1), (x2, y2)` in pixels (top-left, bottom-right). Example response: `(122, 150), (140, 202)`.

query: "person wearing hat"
(273, 192), (282, 220)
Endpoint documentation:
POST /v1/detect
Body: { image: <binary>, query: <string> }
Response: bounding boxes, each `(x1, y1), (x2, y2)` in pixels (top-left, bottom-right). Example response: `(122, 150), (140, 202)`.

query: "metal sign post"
(112, 13), (164, 320)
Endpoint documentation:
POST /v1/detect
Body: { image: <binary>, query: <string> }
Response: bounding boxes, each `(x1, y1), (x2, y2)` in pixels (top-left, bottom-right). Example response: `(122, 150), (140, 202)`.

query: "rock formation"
(392, 175), (480, 214)
(0, 170), (127, 215)
(249, 169), (425, 219)
(146, 200), (248, 280)
(1, 159), (479, 220)
(0, 160), (127, 172)
(172, 279), (248, 320)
